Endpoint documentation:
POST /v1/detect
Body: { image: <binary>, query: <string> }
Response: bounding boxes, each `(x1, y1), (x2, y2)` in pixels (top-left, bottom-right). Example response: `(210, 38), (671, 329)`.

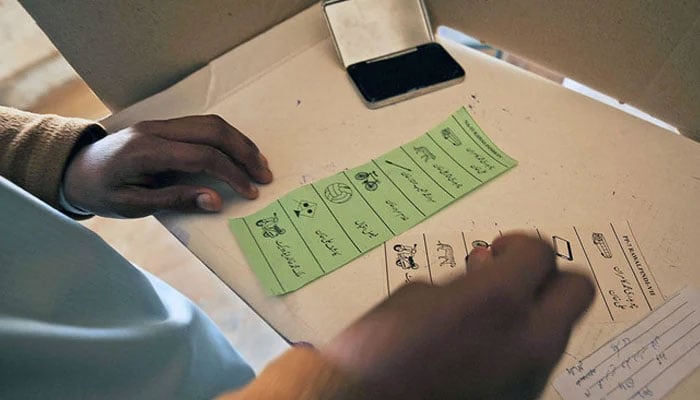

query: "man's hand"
(324, 234), (595, 399)
(63, 115), (272, 217)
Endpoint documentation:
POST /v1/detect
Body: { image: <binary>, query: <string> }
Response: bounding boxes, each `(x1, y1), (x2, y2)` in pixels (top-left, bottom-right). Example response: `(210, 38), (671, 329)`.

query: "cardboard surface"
(103, 6), (700, 398)
(425, 1), (700, 139)
(22, 1), (700, 138)
(19, 0), (317, 111)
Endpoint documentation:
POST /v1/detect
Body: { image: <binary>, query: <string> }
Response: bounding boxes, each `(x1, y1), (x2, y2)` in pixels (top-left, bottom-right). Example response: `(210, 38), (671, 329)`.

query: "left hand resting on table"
(63, 115), (273, 218)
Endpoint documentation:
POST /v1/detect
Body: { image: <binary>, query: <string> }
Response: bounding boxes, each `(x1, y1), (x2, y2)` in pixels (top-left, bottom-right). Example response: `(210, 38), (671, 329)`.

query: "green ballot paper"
(229, 107), (517, 295)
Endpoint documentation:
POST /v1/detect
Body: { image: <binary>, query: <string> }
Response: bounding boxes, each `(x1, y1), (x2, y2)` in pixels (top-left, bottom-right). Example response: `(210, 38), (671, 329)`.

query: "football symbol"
(323, 183), (353, 204)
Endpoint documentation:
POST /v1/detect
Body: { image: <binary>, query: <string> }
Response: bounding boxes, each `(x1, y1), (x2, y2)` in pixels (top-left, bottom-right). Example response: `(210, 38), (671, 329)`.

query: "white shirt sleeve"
(0, 176), (255, 399)
(58, 182), (92, 216)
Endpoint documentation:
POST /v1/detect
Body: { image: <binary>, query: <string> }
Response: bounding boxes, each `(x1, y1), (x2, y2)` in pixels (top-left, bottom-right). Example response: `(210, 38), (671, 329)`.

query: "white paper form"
(383, 222), (665, 325)
(553, 287), (700, 400)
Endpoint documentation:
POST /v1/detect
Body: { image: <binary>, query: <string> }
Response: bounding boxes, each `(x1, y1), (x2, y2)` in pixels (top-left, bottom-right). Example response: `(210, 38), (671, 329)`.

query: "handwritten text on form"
(554, 287), (700, 400)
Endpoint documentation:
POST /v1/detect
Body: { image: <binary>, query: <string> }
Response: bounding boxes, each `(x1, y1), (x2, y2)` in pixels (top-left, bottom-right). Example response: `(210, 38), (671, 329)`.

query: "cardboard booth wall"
(20, 0), (700, 139)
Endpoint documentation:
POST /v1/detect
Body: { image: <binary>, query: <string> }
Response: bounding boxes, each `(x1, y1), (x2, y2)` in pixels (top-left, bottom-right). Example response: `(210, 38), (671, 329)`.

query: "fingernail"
(196, 193), (218, 211)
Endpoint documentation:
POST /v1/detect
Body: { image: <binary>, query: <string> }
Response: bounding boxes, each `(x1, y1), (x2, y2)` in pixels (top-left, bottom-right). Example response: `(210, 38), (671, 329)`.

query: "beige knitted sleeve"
(0, 106), (105, 214)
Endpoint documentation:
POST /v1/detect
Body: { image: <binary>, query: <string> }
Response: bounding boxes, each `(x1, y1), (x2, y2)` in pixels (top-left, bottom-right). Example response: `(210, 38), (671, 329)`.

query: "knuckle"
(118, 132), (158, 162)
(203, 115), (247, 151)
(183, 146), (218, 172)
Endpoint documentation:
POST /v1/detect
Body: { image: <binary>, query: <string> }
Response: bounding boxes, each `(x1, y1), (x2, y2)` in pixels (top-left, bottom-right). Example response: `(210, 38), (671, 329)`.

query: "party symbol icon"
(294, 200), (317, 218)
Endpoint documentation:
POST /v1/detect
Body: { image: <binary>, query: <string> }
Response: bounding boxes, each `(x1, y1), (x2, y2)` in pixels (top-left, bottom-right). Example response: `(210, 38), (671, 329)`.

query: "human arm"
(0, 106), (105, 216)
(218, 234), (595, 399)
(0, 107), (272, 218)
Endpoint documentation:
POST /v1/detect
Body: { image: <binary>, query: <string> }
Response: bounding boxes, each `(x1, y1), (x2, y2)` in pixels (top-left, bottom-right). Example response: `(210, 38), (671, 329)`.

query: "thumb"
(122, 185), (223, 216)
